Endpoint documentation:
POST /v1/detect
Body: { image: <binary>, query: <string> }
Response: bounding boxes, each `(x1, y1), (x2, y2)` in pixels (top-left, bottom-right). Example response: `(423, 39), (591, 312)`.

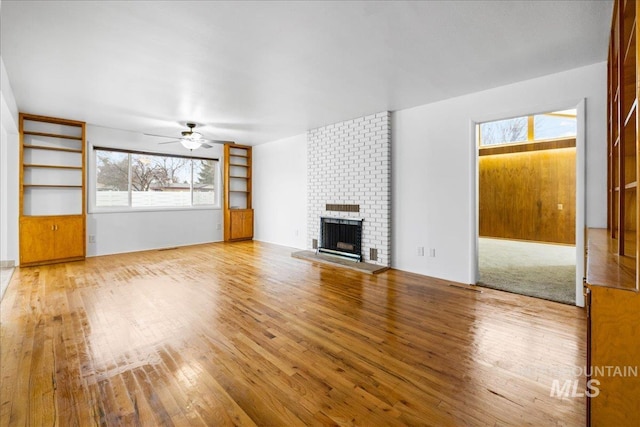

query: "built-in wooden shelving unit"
(223, 144), (253, 241)
(585, 1), (640, 425)
(19, 113), (86, 266)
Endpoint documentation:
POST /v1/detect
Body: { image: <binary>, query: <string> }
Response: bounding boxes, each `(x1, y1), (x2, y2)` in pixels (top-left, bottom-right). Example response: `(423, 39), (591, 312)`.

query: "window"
(480, 116), (528, 146)
(479, 110), (577, 147)
(96, 150), (129, 207)
(533, 110), (577, 140)
(192, 159), (216, 205)
(95, 148), (219, 209)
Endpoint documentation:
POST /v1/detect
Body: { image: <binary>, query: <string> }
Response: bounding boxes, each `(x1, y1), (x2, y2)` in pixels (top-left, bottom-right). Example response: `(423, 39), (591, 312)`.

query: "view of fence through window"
(479, 109), (577, 146)
(95, 149), (217, 208)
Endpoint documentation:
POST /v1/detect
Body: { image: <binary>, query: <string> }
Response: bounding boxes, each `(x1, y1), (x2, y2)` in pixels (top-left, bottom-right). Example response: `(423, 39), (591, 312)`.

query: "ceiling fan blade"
(202, 139), (236, 145)
(144, 126), (235, 148)
(144, 132), (177, 139)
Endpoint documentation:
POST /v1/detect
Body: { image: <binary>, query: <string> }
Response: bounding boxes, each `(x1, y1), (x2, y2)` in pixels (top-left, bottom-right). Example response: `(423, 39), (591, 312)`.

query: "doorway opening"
(476, 109), (578, 304)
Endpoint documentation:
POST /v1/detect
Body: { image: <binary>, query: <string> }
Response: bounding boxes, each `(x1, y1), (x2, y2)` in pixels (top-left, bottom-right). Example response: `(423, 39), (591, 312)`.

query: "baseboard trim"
(0, 260), (16, 268)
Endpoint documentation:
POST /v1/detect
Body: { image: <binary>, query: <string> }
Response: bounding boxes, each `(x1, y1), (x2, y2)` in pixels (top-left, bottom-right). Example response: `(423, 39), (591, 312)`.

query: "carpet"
(477, 238), (576, 305)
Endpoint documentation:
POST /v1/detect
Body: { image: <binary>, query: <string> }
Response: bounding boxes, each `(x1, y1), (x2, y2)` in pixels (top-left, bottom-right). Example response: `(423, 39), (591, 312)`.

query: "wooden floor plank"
(0, 241), (586, 426)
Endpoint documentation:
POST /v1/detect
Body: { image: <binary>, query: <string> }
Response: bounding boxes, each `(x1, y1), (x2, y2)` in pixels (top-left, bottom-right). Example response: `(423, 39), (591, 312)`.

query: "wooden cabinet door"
(242, 209), (253, 239)
(229, 210), (245, 240)
(230, 209), (253, 240)
(589, 286), (640, 426)
(20, 217), (55, 264)
(54, 216), (85, 260)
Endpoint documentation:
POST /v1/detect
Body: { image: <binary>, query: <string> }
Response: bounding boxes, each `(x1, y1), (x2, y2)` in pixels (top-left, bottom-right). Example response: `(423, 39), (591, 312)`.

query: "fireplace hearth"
(318, 217), (363, 261)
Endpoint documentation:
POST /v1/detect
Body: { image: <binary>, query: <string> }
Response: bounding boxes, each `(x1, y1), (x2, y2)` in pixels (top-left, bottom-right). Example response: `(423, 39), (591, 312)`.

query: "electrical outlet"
(216, 223), (221, 230)
(89, 235), (96, 243)
(429, 248), (436, 257)
(417, 246), (425, 256)
(295, 229), (299, 237)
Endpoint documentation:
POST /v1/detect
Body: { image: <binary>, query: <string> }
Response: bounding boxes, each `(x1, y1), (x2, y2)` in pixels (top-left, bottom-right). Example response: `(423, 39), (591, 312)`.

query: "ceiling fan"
(144, 123), (235, 150)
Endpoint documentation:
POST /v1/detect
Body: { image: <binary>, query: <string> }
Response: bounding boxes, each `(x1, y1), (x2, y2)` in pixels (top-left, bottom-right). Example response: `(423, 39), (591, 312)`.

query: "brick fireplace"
(307, 111), (391, 266)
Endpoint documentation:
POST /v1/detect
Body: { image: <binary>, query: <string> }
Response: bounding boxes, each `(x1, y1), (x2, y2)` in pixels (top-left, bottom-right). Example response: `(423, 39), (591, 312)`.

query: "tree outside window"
(96, 151), (128, 206)
(193, 159), (216, 205)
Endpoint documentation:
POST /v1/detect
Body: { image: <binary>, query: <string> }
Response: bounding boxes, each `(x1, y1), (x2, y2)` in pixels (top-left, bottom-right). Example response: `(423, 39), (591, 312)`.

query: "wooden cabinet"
(19, 113), (86, 266)
(223, 144), (253, 241)
(229, 209), (254, 240)
(585, 278), (640, 426)
(19, 216), (85, 265)
(585, 1), (640, 425)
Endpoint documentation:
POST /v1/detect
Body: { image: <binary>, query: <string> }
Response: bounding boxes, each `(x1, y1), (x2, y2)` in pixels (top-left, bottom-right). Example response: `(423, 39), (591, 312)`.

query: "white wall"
(86, 125), (223, 256)
(253, 133), (307, 249)
(87, 209), (222, 256)
(392, 62), (606, 284)
(1, 56), (19, 270)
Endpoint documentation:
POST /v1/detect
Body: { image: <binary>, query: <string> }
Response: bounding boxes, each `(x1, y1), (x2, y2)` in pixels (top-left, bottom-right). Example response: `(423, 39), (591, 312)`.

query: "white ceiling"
(1, 1), (613, 146)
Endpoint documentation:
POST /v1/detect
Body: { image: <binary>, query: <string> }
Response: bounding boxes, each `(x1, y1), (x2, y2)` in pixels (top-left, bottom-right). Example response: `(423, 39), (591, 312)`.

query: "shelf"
(587, 228), (636, 290)
(622, 18), (636, 61)
(23, 164), (82, 170)
(229, 163), (249, 167)
(23, 144), (82, 153)
(23, 184), (82, 188)
(604, 0), (639, 282)
(229, 154), (249, 158)
(229, 190), (249, 193)
(229, 175), (248, 179)
(624, 99), (637, 126)
(23, 131), (83, 141)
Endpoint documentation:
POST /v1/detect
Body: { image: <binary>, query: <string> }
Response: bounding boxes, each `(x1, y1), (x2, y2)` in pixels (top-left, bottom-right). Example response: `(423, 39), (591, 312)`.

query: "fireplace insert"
(318, 217), (363, 261)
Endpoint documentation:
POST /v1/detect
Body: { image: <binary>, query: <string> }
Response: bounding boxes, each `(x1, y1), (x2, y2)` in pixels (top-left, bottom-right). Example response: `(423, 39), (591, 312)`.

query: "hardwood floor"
(1, 241), (586, 426)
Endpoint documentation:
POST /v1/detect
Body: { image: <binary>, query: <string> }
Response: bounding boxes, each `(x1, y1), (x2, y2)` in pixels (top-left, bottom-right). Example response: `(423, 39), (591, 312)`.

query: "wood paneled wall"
(479, 139), (576, 245)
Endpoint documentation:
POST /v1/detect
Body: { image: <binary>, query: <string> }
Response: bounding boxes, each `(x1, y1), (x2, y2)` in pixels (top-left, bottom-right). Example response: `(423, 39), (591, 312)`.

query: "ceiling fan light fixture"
(147, 122), (230, 149)
(180, 138), (202, 150)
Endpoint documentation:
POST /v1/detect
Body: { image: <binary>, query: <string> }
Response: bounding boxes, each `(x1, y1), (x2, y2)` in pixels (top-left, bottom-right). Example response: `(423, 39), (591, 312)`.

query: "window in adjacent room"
(479, 109), (577, 147)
